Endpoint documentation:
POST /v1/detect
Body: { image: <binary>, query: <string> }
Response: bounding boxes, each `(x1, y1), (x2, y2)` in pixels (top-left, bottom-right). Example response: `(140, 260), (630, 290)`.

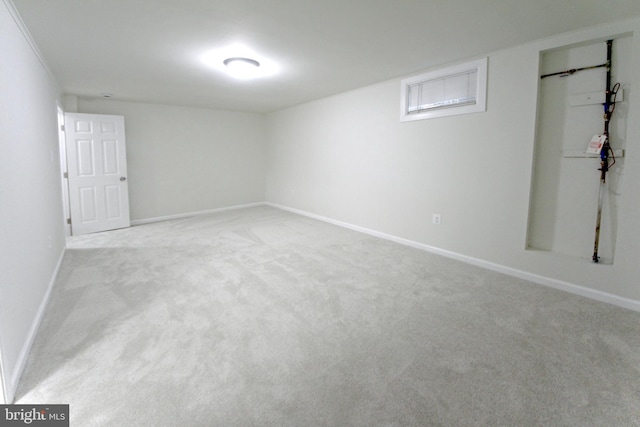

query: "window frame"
(400, 57), (488, 122)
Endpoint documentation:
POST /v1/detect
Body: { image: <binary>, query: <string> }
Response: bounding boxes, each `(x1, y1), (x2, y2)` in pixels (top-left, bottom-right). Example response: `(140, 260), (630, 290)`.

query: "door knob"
(120, 176), (127, 182)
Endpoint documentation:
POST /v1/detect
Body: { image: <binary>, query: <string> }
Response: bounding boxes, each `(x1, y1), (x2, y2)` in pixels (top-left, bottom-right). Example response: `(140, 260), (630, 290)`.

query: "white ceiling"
(12, 0), (640, 113)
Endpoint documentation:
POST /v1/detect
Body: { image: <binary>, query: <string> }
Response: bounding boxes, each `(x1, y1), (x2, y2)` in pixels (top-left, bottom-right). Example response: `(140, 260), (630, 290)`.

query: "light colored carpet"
(15, 206), (640, 426)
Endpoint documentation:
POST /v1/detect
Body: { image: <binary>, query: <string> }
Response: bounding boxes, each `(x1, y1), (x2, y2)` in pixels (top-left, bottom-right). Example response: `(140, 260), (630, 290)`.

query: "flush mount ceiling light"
(201, 44), (278, 80)
(223, 57), (260, 79)
(223, 57), (260, 68)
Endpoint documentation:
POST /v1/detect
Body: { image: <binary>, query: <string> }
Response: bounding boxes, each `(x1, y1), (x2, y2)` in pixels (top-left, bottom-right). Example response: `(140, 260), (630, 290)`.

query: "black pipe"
(592, 39), (614, 263)
(540, 62), (607, 79)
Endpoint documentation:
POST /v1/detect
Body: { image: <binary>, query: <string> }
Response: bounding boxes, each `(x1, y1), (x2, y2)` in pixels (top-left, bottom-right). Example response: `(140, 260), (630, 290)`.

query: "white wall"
(0, 0), (65, 403)
(76, 99), (266, 222)
(266, 19), (640, 305)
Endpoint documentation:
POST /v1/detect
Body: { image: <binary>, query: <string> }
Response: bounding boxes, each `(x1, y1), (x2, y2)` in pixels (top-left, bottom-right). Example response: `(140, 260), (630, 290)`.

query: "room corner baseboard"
(6, 247), (66, 403)
(266, 203), (640, 313)
(130, 202), (267, 226)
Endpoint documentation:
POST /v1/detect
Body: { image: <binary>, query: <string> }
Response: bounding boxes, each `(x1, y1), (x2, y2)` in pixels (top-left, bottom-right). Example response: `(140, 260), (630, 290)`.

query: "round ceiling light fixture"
(201, 44), (278, 79)
(223, 57), (261, 79)
(223, 57), (260, 68)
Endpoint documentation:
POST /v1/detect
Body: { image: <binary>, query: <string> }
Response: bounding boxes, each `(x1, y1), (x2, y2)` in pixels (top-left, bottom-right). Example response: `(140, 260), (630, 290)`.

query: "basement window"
(401, 58), (488, 121)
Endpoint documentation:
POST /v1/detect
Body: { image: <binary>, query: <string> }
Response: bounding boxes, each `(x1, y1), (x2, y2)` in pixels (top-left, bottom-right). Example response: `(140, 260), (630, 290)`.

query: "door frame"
(57, 105), (71, 237)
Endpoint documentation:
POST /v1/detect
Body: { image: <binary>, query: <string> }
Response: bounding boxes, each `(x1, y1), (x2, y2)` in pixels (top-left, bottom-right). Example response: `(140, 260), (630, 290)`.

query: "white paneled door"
(65, 113), (130, 235)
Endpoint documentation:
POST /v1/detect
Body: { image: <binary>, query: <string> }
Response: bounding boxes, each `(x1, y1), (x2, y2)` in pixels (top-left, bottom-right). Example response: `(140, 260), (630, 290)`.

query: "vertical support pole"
(592, 39), (613, 263)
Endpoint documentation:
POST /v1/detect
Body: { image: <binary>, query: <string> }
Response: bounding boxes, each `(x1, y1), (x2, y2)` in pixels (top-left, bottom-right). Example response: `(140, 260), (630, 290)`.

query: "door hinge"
(60, 124), (65, 132)
(67, 218), (71, 225)
(63, 172), (68, 179)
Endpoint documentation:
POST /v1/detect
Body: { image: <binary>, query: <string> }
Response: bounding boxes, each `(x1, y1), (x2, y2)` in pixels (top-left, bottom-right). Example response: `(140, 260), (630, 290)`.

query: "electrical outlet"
(432, 214), (441, 225)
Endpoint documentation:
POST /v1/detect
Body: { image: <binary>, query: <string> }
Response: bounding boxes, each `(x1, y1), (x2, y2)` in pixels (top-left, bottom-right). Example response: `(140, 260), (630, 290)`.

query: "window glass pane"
(421, 78), (445, 108)
(407, 83), (421, 112)
(444, 72), (473, 101)
(401, 57), (487, 121)
(412, 70), (477, 112)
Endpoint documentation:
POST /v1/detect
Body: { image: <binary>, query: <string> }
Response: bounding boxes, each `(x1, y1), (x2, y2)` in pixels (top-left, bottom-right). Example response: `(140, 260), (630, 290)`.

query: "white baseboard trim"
(6, 247), (66, 403)
(266, 203), (640, 313)
(130, 202), (266, 226)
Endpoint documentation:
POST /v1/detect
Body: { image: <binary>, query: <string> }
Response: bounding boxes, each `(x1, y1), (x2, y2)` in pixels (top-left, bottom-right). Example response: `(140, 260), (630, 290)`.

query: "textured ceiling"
(11, 0), (640, 113)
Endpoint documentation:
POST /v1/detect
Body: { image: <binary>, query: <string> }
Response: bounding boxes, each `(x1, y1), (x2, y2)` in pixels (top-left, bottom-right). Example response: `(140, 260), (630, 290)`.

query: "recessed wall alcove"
(527, 35), (632, 263)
